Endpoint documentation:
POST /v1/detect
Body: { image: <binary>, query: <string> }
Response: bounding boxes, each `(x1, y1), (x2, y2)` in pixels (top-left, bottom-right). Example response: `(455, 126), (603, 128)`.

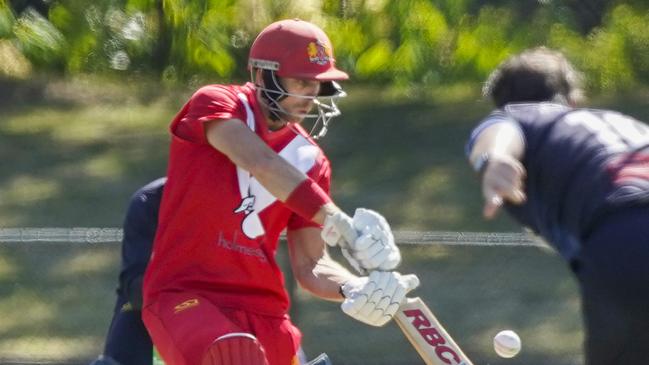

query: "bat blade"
(395, 297), (474, 365)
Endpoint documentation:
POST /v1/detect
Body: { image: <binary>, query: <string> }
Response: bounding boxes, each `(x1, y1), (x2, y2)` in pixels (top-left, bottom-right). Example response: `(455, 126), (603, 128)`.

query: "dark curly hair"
(483, 47), (584, 108)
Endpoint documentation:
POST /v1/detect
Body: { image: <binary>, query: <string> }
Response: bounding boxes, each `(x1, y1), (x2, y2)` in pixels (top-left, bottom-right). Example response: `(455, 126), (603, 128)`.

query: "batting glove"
(321, 211), (364, 273)
(350, 208), (401, 271)
(341, 271), (420, 327)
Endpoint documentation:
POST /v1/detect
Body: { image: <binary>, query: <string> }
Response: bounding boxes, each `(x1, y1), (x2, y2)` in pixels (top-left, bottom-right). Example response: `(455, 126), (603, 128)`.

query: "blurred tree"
(9, 0), (49, 15)
(0, 0), (647, 93)
(0, 0), (15, 38)
(150, 0), (169, 73)
(563, 0), (611, 34)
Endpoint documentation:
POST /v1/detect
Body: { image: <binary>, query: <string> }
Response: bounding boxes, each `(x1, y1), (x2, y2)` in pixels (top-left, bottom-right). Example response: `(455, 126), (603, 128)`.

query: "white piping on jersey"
(234, 92), (319, 239)
(215, 332), (259, 342)
(236, 92), (256, 205)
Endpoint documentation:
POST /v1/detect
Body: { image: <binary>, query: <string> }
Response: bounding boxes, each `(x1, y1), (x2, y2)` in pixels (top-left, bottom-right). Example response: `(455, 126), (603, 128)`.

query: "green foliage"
(0, 0), (15, 38)
(390, 0), (449, 83)
(355, 38), (393, 80)
(325, 17), (367, 74)
(12, 7), (66, 69)
(548, 4), (646, 92)
(608, 4), (649, 85)
(189, 3), (237, 77)
(2, 0), (649, 92)
(451, 6), (514, 81)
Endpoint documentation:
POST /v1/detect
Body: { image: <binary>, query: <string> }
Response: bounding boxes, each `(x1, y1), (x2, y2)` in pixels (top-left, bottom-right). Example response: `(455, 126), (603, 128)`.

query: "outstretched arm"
(468, 121), (527, 218)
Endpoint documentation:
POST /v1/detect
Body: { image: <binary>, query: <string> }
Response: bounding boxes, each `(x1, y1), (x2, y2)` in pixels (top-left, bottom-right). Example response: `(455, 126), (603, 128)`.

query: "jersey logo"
(235, 137), (319, 239)
(234, 196), (255, 215)
(174, 298), (199, 314)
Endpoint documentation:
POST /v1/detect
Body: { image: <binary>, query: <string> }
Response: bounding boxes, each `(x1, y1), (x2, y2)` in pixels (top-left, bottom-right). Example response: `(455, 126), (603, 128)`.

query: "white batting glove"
(322, 211), (355, 247)
(321, 211), (364, 272)
(350, 208), (401, 271)
(341, 271), (420, 327)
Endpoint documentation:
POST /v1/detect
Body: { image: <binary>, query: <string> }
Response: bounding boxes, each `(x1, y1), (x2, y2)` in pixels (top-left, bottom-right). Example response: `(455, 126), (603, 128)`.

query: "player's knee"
(201, 332), (269, 365)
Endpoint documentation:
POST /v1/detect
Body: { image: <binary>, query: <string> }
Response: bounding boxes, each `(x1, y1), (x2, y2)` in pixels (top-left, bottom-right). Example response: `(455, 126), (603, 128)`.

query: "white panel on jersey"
(279, 135), (319, 173)
(564, 110), (649, 153)
(235, 92), (256, 207)
(234, 93), (319, 239)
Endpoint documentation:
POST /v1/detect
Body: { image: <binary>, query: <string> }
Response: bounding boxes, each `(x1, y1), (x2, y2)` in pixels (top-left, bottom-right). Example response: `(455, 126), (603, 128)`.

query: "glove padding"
(351, 208), (401, 271)
(321, 211), (356, 248)
(321, 211), (364, 273)
(341, 271), (420, 327)
(321, 209), (401, 272)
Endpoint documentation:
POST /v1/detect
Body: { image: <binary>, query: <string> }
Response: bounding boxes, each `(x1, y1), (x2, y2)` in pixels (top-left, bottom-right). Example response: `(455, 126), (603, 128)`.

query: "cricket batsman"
(142, 19), (419, 365)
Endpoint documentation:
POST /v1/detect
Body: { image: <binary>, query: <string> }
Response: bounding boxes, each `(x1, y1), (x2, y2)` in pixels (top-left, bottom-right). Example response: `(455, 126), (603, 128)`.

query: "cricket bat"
(395, 297), (474, 365)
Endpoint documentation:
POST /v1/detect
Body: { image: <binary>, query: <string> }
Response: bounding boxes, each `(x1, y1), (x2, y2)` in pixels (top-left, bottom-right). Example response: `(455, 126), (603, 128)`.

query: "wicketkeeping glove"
(340, 271), (420, 327)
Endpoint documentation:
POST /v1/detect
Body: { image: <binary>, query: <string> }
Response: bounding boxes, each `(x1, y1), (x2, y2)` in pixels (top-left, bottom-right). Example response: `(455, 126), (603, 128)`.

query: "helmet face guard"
(248, 19), (349, 139)
(251, 68), (346, 139)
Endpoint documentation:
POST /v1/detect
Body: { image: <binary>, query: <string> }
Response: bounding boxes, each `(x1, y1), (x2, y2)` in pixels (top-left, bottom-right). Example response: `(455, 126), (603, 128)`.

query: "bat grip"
(340, 246), (367, 276)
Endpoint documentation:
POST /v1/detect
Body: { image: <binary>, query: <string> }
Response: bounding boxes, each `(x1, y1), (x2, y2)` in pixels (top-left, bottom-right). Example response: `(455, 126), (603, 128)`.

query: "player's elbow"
(293, 260), (321, 293)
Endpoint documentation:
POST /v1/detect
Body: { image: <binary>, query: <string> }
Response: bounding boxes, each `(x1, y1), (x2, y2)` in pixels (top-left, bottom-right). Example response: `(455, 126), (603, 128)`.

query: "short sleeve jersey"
(467, 103), (649, 260)
(143, 83), (331, 316)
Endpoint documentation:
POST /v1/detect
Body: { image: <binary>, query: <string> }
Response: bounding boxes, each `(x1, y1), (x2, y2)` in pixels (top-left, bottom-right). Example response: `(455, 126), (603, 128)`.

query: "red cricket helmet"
(248, 19), (349, 81)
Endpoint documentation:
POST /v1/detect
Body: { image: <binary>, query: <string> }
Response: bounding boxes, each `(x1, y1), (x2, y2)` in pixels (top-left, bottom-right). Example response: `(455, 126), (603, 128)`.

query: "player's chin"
(292, 106), (310, 115)
(285, 111), (307, 124)
(277, 113), (303, 125)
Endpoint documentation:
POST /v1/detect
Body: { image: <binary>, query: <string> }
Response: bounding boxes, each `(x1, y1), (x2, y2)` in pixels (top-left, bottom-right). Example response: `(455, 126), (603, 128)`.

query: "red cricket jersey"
(143, 82), (331, 316)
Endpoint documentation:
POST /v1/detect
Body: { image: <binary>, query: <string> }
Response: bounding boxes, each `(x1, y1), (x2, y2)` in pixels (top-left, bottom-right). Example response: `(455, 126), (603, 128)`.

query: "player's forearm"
(469, 123), (525, 169)
(311, 202), (341, 226)
(296, 255), (356, 302)
(206, 119), (305, 200)
(206, 119), (333, 222)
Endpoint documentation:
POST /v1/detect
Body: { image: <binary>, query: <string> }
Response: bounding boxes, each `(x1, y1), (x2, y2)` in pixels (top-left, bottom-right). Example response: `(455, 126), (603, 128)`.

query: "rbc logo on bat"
(403, 309), (468, 365)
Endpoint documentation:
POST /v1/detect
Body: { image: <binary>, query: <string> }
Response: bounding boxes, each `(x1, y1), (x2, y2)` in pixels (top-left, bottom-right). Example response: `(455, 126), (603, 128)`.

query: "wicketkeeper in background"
(90, 178), (165, 365)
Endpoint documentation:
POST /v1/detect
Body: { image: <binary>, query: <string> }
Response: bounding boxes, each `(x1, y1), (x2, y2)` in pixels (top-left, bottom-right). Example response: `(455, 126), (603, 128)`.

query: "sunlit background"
(1, 0), (648, 364)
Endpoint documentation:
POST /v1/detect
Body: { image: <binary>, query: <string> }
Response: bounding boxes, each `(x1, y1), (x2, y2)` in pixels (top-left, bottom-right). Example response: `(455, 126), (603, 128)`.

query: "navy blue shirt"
(467, 103), (649, 259)
(95, 178), (165, 365)
(117, 177), (166, 309)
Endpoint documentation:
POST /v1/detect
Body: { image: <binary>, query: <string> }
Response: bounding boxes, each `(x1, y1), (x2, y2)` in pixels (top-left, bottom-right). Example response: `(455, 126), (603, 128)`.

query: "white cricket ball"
(493, 330), (521, 358)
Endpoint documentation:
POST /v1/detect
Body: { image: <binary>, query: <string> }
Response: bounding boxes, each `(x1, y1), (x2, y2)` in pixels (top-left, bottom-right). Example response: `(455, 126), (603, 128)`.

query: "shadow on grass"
(4, 80), (647, 363)
(295, 246), (582, 365)
(0, 244), (120, 362)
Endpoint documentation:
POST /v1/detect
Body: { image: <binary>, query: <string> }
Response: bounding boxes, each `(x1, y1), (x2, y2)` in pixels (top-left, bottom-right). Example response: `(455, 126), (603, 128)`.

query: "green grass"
(2, 77), (648, 364)
(296, 245), (582, 365)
